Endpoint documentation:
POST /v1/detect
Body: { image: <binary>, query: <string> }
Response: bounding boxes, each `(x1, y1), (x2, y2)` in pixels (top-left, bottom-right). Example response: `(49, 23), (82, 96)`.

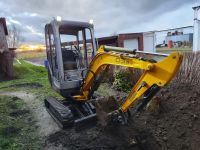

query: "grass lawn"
(0, 60), (60, 98)
(0, 95), (42, 150)
(0, 60), (61, 150)
(16, 50), (46, 59)
(156, 47), (192, 53)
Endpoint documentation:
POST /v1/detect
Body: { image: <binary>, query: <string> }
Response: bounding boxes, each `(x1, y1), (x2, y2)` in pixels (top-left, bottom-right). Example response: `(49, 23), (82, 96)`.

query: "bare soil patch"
(45, 82), (200, 150)
(1, 81), (199, 150)
(9, 109), (30, 117)
(1, 126), (21, 136)
(0, 92), (60, 137)
(0, 82), (43, 89)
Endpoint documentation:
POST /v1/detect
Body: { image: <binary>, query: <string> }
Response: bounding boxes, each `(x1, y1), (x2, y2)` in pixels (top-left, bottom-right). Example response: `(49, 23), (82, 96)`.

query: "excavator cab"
(45, 19), (97, 98)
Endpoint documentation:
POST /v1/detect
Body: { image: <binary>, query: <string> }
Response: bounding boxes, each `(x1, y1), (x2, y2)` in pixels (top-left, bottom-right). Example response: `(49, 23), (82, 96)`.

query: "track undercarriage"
(44, 95), (129, 129)
(44, 97), (98, 129)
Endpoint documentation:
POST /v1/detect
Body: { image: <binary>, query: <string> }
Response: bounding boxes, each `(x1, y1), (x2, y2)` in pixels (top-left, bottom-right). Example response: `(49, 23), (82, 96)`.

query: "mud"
(1, 126), (21, 136)
(45, 82), (200, 150)
(12, 96), (20, 101)
(46, 126), (140, 150)
(95, 96), (120, 126)
(9, 109), (30, 117)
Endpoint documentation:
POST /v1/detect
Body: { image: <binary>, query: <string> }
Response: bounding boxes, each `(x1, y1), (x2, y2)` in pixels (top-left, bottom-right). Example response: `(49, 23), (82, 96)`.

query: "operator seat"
(62, 48), (78, 70)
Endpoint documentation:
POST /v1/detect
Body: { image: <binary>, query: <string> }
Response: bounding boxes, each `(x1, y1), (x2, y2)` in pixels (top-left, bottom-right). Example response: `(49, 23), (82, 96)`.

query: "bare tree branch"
(7, 24), (21, 48)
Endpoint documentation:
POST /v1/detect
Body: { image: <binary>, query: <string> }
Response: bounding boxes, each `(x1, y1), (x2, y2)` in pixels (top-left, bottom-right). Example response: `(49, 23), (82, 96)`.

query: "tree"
(7, 24), (21, 48)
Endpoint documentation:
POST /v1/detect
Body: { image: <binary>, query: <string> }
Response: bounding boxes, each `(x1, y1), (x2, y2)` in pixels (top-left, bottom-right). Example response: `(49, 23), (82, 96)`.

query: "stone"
(163, 136), (168, 141)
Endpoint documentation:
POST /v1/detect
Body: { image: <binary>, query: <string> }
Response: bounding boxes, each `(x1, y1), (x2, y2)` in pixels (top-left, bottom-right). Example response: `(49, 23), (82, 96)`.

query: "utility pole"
(193, 6), (200, 52)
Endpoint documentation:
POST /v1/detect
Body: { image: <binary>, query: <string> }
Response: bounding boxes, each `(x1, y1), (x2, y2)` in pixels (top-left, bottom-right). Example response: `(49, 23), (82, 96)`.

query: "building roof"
(0, 18), (8, 35)
(193, 5), (200, 10)
(97, 35), (118, 41)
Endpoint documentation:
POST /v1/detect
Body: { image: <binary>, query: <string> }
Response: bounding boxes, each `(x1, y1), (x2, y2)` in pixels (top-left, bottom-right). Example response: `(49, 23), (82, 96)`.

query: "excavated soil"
(131, 82), (200, 150)
(45, 82), (200, 150)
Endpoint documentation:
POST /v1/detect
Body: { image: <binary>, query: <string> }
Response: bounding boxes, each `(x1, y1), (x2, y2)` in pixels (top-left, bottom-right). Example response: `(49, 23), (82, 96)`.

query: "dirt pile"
(45, 82), (200, 150)
(132, 82), (200, 150)
(45, 124), (148, 150)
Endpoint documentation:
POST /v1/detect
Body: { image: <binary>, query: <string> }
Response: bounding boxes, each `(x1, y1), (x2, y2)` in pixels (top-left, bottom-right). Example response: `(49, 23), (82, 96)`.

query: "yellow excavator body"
(44, 19), (182, 128)
(73, 45), (182, 113)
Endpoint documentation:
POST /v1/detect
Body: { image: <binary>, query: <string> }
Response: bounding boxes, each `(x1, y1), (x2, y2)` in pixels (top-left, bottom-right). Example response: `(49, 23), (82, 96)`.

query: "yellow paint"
(72, 45), (183, 112)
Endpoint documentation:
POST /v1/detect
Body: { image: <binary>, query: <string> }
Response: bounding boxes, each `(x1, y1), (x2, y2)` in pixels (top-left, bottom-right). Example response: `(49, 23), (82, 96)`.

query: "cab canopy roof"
(46, 20), (93, 35)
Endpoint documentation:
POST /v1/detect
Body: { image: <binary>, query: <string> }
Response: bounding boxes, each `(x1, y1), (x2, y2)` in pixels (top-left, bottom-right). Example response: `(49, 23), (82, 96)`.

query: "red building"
(97, 33), (144, 51)
(97, 31), (156, 53)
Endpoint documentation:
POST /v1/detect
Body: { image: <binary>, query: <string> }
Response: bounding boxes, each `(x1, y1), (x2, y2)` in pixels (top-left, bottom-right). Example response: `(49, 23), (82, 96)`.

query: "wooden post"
(0, 50), (15, 79)
(0, 18), (15, 79)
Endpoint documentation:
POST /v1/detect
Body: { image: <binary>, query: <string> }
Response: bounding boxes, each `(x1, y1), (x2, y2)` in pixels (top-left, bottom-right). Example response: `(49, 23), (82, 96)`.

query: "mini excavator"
(44, 19), (182, 128)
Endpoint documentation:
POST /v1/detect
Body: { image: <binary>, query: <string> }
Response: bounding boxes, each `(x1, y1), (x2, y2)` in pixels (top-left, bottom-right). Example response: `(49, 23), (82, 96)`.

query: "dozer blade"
(44, 97), (97, 129)
(95, 96), (120, 126)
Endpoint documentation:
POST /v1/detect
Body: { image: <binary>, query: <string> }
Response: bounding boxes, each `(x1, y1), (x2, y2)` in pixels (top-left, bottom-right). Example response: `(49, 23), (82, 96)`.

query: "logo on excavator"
(116, 57), (130, 65)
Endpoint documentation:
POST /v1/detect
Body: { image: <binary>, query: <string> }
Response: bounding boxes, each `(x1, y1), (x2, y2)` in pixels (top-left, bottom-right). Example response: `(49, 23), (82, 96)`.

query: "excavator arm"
(73, 46), (182, 113)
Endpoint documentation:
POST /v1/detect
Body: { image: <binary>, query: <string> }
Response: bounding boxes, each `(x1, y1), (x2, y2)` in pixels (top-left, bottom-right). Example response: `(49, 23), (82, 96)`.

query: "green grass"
(0, 95), (42, 150)
(0, 60), (62, 150)
(156, 47), (192, 53)
(0, 60), (60, 98)
(16, 51), (46, 59)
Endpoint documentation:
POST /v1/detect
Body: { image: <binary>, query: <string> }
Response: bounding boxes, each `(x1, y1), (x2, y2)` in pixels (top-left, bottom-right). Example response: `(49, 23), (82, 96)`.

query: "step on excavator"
(44, 18), (182, 129)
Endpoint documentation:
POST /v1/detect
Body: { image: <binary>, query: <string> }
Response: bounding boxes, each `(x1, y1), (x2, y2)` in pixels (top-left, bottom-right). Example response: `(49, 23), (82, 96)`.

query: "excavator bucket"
(95, 96), (120, 126)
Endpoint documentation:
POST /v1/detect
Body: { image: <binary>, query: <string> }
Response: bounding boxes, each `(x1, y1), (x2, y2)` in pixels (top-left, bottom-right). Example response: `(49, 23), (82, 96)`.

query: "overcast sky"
(0, 0), (198, 45)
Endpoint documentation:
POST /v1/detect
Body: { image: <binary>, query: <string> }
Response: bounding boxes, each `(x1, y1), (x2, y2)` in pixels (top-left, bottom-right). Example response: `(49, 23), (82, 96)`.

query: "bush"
(112, 69), (133, 92)
(112, 68), (143, 92)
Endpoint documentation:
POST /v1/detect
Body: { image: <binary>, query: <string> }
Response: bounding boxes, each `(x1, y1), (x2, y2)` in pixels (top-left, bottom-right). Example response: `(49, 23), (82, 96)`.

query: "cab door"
(45, 25), (59, 82)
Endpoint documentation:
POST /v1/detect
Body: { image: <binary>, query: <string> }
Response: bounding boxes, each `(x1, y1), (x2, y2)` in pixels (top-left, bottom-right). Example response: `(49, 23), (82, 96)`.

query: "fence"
(155, 26), (193, 54)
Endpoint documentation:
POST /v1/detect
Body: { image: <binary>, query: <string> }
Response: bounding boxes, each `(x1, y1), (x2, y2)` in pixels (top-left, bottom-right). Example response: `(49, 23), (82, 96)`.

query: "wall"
(118, 33), (143, 51)
(97, 36), (118, 47)
(143, 32), (155, 53)
(123, 39), (139, 50)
